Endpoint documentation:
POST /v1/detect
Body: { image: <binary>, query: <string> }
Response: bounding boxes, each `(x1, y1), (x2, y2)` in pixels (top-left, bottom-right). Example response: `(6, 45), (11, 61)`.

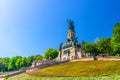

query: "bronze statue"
(67, 19), (75, 31)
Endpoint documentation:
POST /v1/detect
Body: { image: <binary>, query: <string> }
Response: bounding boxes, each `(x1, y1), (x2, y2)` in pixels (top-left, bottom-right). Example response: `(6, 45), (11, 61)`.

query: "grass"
(8, 61), (120, 80)
(8, 73), (120, 80)
(110, 56), (120, 58)
(27, 61), (120, 77)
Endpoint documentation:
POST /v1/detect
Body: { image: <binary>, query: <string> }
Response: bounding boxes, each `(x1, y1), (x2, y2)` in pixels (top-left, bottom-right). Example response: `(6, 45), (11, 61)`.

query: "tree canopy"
(96, 38), (112, 54)
(83, 42), (98, 54)
(44, 48), (58, 60)
(111, 23), (120, 54)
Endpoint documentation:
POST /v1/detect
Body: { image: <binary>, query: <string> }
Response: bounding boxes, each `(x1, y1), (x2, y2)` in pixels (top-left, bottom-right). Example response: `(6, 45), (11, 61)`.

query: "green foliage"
(34, 54), (43, 61)
(26, 56), (34, 66)
(0, 54), (43, 71)
(7, 55), (43, 71)
(83, 38), (113, 56)
(19, 58), (27, 68)
(44, 48), (58, 60)
(0, 62), (6, 71)
(8, 56), (22, 70)
(83, 42), (98, 55)
(82, 22), (120, 56)
(111, 23), (120, 54)
(28, 61), (120, 77)
(96, 38), (112, 54)
(15, 57), (22, 69)
(83, 42), (92, 53)
(0, 57), (10, 71)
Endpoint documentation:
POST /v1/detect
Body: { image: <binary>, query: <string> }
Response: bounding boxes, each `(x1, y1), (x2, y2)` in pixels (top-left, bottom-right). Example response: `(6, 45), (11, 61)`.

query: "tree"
(15, 57), (22, 70)
(34, 54), (43, 61)
(84, 42), (92, 53)
(44, 48), (58, 60)
(8, 56), (22, 70)
(8, 57), (16, 70)
(20, 58), (27, 67)
(26, 56), (34, 66)
(84, 42), (98, 53)
(0, 57), (10, 71)
(111, 23), (120, 54)
(0, 63), (6, 72)
(83, 42), (99, 60)
(96, 38), (112, 55)
(0, 55), (43, 71)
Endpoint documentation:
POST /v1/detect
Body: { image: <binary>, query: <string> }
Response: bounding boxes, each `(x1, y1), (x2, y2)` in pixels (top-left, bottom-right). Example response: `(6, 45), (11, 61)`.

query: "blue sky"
(0, 0), (120, 57)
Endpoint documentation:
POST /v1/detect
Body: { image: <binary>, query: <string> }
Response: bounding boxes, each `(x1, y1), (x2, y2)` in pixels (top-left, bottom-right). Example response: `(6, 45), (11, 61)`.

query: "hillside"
(7, 73), (120, 80)
(27, 61), (120, 77)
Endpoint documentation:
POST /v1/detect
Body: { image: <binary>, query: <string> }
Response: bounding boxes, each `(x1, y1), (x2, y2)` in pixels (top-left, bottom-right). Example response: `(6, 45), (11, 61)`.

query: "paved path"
(71, 57), (120, 62)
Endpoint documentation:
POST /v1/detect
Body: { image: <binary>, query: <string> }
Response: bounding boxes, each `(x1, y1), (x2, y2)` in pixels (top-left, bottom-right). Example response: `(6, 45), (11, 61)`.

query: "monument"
(57, 20), (84, 61)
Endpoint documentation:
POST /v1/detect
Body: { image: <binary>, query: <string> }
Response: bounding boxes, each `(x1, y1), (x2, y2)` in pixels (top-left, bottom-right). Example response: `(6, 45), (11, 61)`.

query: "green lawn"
(8, 61), (120, 80)
(8, 73), (120, 80)
(27, 61), (120, 77)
